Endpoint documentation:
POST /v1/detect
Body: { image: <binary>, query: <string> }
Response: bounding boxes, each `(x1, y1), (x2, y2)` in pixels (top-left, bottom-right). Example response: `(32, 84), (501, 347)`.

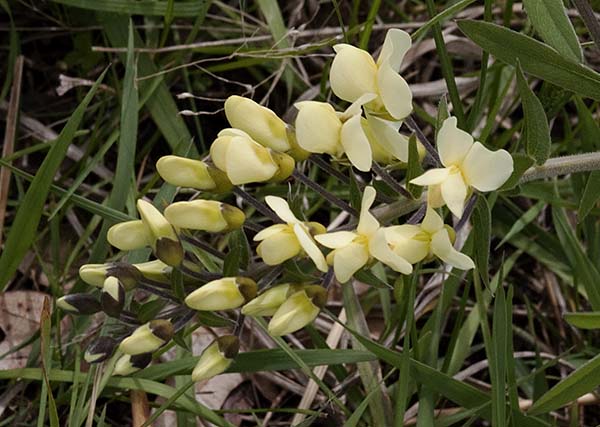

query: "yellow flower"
(295, 95), (409, 172)
(330, 29), (413, 120)
(254, 196), (328, 271)
(78, 262), (141, 290)
(185, 277), (257, 311)
(268, 285), (327, 336)
(164, 200), (245, 232)
(132, 259), (171, 284)
(410, 117), (513, 218)
(156, 155), (232, 192)
(385, 207), (474, 270)
(315, 186), (412, 283)
(119, 320), (174, 355)
(107, 200), (183, 266)
(192, 335), (239, 382)
(210, 129), (295, 185)
(241, 283), (303, 316)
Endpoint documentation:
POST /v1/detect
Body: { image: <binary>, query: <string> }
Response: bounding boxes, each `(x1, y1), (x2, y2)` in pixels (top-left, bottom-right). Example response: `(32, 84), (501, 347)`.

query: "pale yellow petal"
(224, 95), (290, 152)
(368, 228), (413, 274)
(314, 231), (358, 249)
(164, 200), (228, 232)
(256, 229), (302, 265)
(430, 229), (475, 270)
(366, 115), (409, 162)
(421, 207), (444, 234)
(410, 168), (450, 186)
(253, 224), (290, 241)
(341, 115), (373, 172)
(225, 136), (278, 184)
(268, 290), (320, 336)
(377, 29), (412, 71)
(385, 225), (429, 264)
(357, 186), (379, 237)
(376, 62), (413, 120)
(340, 93), (378, 120)
(333, 242), (370, 283)
(265, 196), (299, 224)
(330, 44), (378, 102)
(107, 220), (153, 251)
(440, 172), (468, 218)
(156, 156), (215, 190)
(461, 142), (514, 192)
(294, 101), (342, 155)
(427, 184), (445, 208)
(209, 135), (230, 171)
(293, 223), (329, 272)
(137, 199), (177, 240)
(437, 117), (473, 167)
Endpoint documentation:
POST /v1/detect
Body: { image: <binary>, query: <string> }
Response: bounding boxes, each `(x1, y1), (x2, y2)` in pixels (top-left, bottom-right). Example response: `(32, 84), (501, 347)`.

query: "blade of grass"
(0, 68), (107, 290)
(51, 0), (210, 17)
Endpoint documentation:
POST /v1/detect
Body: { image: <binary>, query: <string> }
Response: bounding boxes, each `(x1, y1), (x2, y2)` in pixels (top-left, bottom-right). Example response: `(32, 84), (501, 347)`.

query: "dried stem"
(371, 162), (413, 200)
(292, 170), (359, 217)
(404, 115), (442, 167)
(233, 186), (282, 223)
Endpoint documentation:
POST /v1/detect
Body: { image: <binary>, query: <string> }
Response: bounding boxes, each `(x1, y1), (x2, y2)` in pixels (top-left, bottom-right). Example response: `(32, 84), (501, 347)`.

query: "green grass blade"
(0, 68), (107, 290)
(491, 286), (508, 427)
(564, 311), (600, 329)
(51, 0), (210, 17)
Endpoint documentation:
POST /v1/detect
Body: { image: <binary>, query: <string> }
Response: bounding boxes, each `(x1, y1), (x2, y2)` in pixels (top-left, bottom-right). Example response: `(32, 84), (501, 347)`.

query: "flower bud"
(164, 200), (245, 233)
(85, 336), (118, 363)
(133, 260), (171, 284)
(113, 353), (152, 376)
(119, 319), (174, 355)
(156, 155), (233, 193)
(185, 277), (257, 311)
(136, 200), (183, 266)
(79, 262), (141, 290)
(155, 237), (184, 267)
(101, 276), (125, 318)
(268, 285), (327, 336)
(209, 129), (295, 185)
(241, 283), (302, 316)
(191, 335), (239, 382)
(57, 294), (102, 315)
(79, 263), (110, 288)
(107, 220), (153, 251)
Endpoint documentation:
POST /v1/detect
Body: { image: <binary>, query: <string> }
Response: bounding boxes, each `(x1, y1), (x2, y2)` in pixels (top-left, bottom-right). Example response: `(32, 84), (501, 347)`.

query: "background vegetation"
(3, 0), (600, 426)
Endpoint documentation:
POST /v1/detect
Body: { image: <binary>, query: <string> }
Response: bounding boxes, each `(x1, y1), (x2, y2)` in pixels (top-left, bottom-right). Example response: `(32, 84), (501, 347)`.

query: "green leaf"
(522, 0), (582, 62)
(51, 0), (210, 17)
(458, 20), (600, 101)
(552, 206), (600, 310)
(564, 311), (600, 329)
(515, 62), (551, 165)
(575, 98), (600, 221)
(529, 353), (600, 414)
(472, 196), (491, 287)
(0, 69), (107, 290)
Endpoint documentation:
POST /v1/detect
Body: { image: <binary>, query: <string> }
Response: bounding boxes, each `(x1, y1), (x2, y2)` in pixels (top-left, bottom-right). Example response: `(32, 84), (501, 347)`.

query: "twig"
(406, 202), (427, 224)
(0, 55), (24, 246)
(456, 194), (477, 230)
(292, 170), (359, 217)
(233, 187), (282, 223)
(309, 155), (350, 184)
(404, 115), (442, 167)
(371, 162), (413, 200)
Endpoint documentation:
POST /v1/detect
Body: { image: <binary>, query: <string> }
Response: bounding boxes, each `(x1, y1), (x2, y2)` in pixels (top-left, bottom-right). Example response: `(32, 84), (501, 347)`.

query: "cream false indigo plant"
(58, 28), (514, 386)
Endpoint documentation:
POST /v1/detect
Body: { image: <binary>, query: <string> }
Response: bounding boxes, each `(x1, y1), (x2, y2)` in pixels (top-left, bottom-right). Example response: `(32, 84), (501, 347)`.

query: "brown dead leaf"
(0, 291), (48, 369)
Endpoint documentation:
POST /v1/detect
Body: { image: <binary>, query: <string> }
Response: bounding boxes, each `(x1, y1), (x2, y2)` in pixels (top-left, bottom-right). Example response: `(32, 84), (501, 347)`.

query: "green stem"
(520, 152), (600, 183)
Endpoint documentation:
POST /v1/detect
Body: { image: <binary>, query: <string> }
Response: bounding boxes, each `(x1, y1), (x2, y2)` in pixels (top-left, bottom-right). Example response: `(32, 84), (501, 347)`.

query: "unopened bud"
(106, 262), (142, 291)
(57, 294), (102, 315)
(85, 336), (118, 363)
(156, 156), (219, 190)
(185, 277), (257, 311)
(191, 335), (239, 382)
(133, 259), (171, 284)
(164, 200), (245, 233)
(241, 283), (302, 317)
(79, 263), (110, 288)
(119, 320), (174, 355)
(268, 285), (327, 336)
(101, 276), (125, 318)
(107, 220), (153, 251)
(268, 150), (295, 182)
(113, 353), (152, 376)
(155, 237), (184, 267)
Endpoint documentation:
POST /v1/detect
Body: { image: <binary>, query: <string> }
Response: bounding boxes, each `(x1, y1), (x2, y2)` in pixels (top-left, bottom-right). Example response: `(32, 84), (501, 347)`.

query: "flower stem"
(292, 170), (359, 217)
(371, 162), (413, 200)
(233, 187), (282, 223)
(519, 152), (600, 183)
(404, 115), (442, 167)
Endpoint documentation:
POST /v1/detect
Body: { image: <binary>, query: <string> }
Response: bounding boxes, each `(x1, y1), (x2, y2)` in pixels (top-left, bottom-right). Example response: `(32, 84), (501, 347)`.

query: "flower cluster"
(57, 29), (514, 384)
